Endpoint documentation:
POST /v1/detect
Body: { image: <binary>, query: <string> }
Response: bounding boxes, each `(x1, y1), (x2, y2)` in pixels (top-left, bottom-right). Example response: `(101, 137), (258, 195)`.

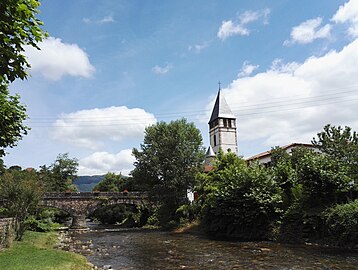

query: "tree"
(0, 0), (46, 83)
(0, 0), (47, 157)
(38, 153), (79, 192)
(312, 124), (358, 183)
(296, 151), (353, 207)
(131, 118), (205, 225)
(312, 124), (357, 160)
(0, 170), (43, 240)
(93, 172), (126, 192)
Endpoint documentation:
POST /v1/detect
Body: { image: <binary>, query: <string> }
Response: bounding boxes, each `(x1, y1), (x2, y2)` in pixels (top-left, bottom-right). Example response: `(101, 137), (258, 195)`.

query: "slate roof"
(205, 146), (216, 157)
(208, 90), (236, 124)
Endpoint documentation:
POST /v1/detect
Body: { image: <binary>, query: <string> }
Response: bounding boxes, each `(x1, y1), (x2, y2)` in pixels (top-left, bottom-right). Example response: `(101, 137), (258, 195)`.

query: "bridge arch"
(42, 192), (148, 228)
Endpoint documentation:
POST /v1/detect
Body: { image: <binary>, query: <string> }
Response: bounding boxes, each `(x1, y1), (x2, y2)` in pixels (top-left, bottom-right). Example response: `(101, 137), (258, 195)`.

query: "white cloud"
(217, 20), (249, 40)
(188, 42), (208, 53)
(284, 17), (332, 45)
(209, 39), (358, 151)
(82, 15), (115, 24)
(217, 8), (270, 40)
(78, 149), (135, 176)
(238, 61), (259, 78)
(51, 106), (156, 150)
(152, 64), (172, 75)
(332, 0), (358, 38)
(239, 8), (270, 25)
(25, 37), (95, 80)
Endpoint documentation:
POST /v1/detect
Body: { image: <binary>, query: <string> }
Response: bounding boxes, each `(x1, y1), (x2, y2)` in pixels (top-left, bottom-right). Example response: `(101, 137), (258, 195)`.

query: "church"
(204, 87), (238, 170)
(204, 86), (317, 167)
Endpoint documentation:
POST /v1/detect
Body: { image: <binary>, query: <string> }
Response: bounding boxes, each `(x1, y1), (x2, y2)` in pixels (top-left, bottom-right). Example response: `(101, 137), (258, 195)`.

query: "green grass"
(0, 231), (91, 270)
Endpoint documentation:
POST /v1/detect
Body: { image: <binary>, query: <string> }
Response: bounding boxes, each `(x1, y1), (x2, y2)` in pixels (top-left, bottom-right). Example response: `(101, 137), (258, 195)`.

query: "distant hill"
(74, 175), (105, 192)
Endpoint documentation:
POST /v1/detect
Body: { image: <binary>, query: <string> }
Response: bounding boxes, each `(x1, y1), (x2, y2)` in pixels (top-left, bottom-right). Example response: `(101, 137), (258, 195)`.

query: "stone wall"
(0, 218), (14, 249)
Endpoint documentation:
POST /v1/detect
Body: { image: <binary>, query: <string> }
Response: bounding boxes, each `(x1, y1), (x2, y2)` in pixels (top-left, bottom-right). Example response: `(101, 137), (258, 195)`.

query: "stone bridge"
(42, 192), (148, 228)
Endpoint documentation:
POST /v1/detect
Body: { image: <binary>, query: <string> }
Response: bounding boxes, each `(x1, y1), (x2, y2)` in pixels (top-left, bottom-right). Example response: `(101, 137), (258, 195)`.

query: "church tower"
(208, 87), (238, 155)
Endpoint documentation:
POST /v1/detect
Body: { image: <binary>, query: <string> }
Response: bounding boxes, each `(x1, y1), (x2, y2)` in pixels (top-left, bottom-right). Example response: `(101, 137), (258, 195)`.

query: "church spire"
(208, 87), (235, 124)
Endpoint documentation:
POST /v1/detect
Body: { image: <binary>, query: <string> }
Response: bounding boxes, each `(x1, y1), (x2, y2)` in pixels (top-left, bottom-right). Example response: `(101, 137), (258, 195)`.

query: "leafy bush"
(25, 216), (53, 232)
(199, 152), (282, 240)
(323, 200), (358, 247)
(280, 202), (326, 242)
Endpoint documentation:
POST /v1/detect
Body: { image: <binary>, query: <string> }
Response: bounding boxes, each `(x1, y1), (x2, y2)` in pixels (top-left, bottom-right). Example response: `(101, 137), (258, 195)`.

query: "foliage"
(280, 201), (326, 242)
(296, 151), (353, 207)
(90, 204), (129, 224)
(312, 124), (358, 191)
(270, 146), (290, 167)
(0, 231), (91, 270)
(38, 153), (79, 192)
(0, 170), (43, 240)
(90, 204), (148, 227)
(277, 125), (358, 244)
(198, 152), (282, 239)
(0, 85), (28, 157)
(93, 172), (127, 192)
(0, 0), (47, 157)
(131, 118), (205, 226)
(0, 159), (5, 175)
(25, 209), (57, 232)
(271, 158), (296, 210)
(323, 200), (358, 247)
(0, 0), (47, 83)
(312, 124), (357, 163)
(176, 203), (201, 224)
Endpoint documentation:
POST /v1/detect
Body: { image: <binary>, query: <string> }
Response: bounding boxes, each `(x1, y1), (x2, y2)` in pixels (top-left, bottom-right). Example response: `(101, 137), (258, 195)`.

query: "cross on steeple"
(218, 81), (221, 90)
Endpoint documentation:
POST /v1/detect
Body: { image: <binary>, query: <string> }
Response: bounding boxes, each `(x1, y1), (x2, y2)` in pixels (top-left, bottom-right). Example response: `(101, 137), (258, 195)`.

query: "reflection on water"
(72, 225), (357, 270)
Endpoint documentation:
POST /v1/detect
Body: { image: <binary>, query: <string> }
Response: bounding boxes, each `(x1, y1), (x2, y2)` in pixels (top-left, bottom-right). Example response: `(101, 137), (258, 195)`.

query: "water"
(71, 225), (357, 270)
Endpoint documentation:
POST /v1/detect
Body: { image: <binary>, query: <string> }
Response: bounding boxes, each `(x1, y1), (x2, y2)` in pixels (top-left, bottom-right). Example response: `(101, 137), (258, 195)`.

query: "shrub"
(199, 154), (282, 240)
(323, 200), (358, 247)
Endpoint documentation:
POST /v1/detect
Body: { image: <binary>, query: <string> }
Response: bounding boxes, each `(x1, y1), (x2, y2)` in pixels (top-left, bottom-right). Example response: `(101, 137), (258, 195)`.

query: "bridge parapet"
(43, 192), (147, 199)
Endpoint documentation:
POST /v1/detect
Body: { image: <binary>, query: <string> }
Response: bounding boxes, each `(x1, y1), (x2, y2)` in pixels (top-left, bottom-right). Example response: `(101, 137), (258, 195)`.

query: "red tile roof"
(245, 143), (316, 161)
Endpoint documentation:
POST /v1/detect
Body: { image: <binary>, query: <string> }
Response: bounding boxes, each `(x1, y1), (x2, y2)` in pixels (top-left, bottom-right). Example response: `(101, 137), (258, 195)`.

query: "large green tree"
(312, 124), (358, 183)
(0, 0), (47, 158)
(131, 118), (205, 225)
(38, 153), (79, 192)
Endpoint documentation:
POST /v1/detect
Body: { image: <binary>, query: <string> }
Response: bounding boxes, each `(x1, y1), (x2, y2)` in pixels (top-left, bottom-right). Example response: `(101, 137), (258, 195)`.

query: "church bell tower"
(208, 86), (238, 155)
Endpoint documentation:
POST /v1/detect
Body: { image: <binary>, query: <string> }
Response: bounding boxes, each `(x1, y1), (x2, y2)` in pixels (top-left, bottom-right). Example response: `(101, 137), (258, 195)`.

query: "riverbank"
(0, 231), (94, 270)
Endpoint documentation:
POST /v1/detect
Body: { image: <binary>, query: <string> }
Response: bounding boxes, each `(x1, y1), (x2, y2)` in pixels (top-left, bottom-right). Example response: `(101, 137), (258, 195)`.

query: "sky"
(3, 0), (358, 175)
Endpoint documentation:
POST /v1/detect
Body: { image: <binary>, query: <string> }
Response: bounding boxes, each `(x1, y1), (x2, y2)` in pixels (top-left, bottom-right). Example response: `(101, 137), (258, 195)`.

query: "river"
(70, 225), (357, 270)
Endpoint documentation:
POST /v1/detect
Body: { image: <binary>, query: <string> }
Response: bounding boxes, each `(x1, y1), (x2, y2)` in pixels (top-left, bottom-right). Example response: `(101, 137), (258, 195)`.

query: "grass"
(0, 231), (91, 270)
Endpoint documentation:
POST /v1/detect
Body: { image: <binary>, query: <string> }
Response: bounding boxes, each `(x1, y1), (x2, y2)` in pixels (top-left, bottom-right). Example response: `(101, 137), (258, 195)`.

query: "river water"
(71, 225), (357, 270)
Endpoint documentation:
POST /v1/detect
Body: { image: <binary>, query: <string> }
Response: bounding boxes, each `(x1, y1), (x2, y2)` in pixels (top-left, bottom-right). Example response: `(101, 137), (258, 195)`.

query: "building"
(208, 88), (238, 155)
(245, 143), (319, 165)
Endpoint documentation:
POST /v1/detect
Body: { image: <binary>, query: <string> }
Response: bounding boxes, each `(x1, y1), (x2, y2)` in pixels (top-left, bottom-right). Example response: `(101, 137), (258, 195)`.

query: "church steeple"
(208, 86), (238, 154)
(209, 89), (236, 124)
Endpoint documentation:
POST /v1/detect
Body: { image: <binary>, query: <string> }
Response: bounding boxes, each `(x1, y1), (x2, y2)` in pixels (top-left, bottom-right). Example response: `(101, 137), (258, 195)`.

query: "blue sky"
(4, 0), (358, 175)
